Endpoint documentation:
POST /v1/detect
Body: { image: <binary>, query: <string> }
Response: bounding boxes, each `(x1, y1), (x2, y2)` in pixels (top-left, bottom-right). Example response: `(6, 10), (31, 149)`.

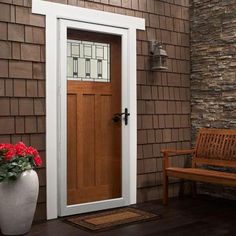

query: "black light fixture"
(149, 40), (168, 71)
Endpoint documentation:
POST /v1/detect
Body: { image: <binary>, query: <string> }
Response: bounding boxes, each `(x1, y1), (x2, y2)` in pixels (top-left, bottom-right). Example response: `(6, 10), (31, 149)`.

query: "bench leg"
(192, 181), (197, 197)
(178, 179), (185, 199)
(163, 173), (169, 205)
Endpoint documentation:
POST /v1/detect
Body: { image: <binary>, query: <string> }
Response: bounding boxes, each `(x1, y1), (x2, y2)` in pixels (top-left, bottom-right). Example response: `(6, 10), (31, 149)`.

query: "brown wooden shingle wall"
(0, 0), (190, 220)
(0, 0), (46, 220)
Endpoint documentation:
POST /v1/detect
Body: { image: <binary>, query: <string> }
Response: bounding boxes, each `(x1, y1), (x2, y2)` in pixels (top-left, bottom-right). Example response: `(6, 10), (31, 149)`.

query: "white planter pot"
(0, 170), (39, 235)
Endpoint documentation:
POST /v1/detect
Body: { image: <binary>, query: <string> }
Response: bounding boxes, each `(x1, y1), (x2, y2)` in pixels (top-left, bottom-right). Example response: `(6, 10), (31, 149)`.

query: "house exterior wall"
(191, 0), (236, 199)
(0, 0), (190, 220)
(0, 0), (46, 220)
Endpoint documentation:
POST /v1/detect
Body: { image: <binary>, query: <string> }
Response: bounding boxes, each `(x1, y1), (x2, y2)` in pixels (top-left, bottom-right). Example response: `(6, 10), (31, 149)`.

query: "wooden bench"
(162, 128), (236, 205)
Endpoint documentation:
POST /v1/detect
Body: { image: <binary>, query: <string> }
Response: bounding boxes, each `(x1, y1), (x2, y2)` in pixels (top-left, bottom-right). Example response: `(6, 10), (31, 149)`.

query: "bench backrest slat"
(194, 128), (236, 168)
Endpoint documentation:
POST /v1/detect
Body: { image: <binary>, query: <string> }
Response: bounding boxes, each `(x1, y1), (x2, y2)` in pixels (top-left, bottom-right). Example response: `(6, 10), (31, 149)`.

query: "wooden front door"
(66, 29), (121, 205)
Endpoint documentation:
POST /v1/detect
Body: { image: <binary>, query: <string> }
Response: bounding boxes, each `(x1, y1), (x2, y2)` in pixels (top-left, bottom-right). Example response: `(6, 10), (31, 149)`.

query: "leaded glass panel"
(67, 40), (110, 82)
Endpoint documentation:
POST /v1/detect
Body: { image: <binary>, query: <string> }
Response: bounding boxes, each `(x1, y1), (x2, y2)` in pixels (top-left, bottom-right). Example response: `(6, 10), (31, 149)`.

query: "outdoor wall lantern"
(149, 40), (168, 71)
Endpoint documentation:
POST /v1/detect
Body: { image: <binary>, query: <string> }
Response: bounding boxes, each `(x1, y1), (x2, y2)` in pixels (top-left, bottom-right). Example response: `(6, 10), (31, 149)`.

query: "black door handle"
(112, 108), (130, 125)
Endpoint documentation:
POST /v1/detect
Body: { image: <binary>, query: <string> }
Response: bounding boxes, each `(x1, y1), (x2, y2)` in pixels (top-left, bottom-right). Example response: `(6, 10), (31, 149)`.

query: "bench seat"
(167, 167), (236, 187)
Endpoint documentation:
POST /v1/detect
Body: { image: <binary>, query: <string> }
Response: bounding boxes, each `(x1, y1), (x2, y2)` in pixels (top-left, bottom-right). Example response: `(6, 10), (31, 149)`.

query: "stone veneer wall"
(191, 0), (236, 135)
(0, 0), (191, 220)
(191, 0), (236, 198)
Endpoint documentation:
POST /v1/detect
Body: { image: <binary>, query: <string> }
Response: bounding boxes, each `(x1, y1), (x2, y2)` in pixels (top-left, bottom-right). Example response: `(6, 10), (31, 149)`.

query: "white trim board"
(32, 0), (145, 29)
(32, 0), (145, 220)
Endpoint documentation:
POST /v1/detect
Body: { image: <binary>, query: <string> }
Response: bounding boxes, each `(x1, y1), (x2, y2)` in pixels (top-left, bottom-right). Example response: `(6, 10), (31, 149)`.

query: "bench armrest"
(161, 149), (195, 155)
(162, 149), (195, 169)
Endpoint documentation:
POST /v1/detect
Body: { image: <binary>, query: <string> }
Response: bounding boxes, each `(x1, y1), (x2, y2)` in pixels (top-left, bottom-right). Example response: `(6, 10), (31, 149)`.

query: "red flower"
(0, 143), (15, 161)
(15, 142), (27, 156)
(0, 143), (13, 151)
(34, 155), (42, 167)
(0, 143), (6, 150)
(26, 146), (36, 156)
(32, 149), (38, 157)
(4, 148), (15, 161)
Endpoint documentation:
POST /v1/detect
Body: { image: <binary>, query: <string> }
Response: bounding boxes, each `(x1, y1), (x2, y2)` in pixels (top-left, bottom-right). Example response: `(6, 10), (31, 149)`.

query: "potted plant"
(0, 142), (42, 235)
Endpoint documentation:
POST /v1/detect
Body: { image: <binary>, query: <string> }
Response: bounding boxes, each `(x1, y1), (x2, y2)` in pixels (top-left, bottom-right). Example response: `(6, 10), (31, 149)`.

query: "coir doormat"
(64, 207), (160, 232)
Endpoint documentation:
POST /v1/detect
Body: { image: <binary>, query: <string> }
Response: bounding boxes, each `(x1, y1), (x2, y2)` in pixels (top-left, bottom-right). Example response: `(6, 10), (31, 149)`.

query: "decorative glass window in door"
(67, 40), (110, 82)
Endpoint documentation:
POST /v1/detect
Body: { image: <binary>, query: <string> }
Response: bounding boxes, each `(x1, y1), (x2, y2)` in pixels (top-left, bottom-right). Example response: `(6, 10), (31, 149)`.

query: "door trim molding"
(32, 0), (145, 220)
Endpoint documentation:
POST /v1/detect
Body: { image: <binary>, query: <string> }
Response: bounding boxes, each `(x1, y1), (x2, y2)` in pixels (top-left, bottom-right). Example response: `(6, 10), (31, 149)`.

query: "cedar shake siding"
(0, 0), (190, 220)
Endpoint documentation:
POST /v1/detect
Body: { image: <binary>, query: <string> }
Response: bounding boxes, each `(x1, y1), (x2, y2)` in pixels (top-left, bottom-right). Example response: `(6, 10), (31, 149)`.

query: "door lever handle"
(112, 108), (130, 125)
(123, 108), (130, 125)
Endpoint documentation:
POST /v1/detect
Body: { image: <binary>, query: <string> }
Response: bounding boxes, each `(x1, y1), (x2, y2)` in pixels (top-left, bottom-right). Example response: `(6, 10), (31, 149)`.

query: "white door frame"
(32, 0), (145, 220)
